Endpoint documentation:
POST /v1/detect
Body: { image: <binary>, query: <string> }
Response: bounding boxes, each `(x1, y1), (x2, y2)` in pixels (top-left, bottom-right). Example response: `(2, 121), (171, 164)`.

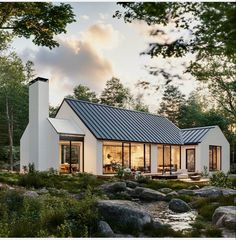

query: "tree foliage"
(0, 53), (29, 170)
(115, 2), (236, 62)
(158, 85), (185, 125)
(71, 84), (99, 103)
(0, 2), (75, 49)
(100, 77), (132, 108)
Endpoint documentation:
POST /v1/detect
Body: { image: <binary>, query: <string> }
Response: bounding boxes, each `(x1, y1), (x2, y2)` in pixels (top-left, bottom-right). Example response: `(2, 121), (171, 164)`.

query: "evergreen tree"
(158, 85), (185, 125)
(72, 84), (99, 103)
(100, 77), (132, 108)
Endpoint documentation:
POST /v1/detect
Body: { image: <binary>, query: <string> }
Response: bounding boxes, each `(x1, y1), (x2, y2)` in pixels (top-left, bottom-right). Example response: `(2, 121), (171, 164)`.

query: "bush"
(18, 172), (46, 189)
(0, 188), (98, 237)
(230, 163), (236, 174)
(210, 171), (232, 188)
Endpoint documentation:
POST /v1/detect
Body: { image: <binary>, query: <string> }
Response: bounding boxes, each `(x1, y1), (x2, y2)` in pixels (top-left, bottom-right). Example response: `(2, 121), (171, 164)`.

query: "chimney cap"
(29, 77), (49, 86)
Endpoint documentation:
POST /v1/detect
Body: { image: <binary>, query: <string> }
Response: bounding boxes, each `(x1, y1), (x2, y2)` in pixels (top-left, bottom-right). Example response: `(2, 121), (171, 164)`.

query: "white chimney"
(29, 77), (49, 170)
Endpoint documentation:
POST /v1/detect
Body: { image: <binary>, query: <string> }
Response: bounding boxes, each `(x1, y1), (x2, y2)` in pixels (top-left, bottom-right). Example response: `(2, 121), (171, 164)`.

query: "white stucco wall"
(56, 101), (98, 174)
(199, 126), (230, 173)
(20, 124), (29, 171)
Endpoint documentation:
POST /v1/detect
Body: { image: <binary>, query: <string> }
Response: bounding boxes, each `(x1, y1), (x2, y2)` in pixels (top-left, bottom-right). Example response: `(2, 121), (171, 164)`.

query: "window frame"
(209, 145), (222, 171)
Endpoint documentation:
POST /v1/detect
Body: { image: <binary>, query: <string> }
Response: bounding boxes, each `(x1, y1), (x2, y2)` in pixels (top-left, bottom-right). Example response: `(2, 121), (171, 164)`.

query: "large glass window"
(157, 145), (181, 174)
(103, 142), (151, 174)
(103, 142), (122, 173)
(60, 141), (81, 173)
(209, 145), (221, 171)
(171, 146), (181, 171)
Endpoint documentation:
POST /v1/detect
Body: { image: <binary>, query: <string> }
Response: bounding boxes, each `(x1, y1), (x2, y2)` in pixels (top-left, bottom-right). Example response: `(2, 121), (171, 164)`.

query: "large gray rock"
(23, 191), (39, 198)
(100, 182), (126, 193)
(134, 187), (146, 196)
(125, 180), (139, 189)
(139, 188), (166, 201)
(221, 188), (236, 196)
(37, 187), (49, 194)
(169, 198), (191, 213)
(97, 220), (114, 236)
(194, 186), (223, 198)
(97, 200), (152, 231)
(165, 191), (179, 201)
(212, 206), (236, 230)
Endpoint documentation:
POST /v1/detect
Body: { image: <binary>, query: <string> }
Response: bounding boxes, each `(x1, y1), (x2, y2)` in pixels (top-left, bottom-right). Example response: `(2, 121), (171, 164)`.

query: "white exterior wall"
(199, 126), (230, 173)
(20, 124), (29, 171)
(56, 102), (98, 174)
(20, 79), (59, 172)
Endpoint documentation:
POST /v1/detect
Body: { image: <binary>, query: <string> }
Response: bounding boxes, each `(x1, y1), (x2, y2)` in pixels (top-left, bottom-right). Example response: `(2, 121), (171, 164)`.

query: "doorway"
(186, 149), (195, 172)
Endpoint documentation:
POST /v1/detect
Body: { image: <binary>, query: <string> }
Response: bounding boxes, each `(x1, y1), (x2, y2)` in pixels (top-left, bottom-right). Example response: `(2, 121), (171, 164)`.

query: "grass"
(144, 179), (207, 191)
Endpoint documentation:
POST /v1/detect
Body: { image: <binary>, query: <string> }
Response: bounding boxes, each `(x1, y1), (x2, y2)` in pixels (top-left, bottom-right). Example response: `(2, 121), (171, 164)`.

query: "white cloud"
(21, 23), (123, 106)
(80, 15), (90, 20)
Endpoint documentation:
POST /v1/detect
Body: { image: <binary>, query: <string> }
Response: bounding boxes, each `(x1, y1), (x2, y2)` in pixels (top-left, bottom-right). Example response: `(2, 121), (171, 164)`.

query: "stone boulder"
(159, 188), (173, 194)
(134, 187), (146, 196)
(169, 198), (191, 213)
(97, 220), (114, 237)
(178, 189), (196, 196)
(194, 186), (223, 198)
(125, 180), (139, 189)
(37, 187), (49, 194)
(221, 188), (236, 197)
(165, 191), (179, 201)
(100, 182), (126, 193)
(212, 206), (236, 230)
(97, 200), (152, 231)
(139, 188), (166, 201)
(23, 191), (39, 198)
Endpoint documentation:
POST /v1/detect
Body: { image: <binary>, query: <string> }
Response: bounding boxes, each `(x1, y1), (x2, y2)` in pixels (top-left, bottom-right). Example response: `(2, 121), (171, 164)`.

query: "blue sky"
(12, 2), (197, 111)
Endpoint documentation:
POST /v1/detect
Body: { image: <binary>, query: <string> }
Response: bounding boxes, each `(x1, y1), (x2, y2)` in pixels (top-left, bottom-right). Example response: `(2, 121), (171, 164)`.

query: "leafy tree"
(132, 93), (149, 113)
(191, 58), (236, 120)
(0, 2), (75, 49)
(49, 106), (59, 118)
(0, 53), (28, 170)
(72, 84), (99, 103)
(115, 2), (236, 62)
(158, 85), (185, 125)
(100, 77), (132, 108)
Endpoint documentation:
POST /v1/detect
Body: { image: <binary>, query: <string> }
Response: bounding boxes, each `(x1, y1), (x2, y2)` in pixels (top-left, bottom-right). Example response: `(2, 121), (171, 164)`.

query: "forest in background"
(0, 2), (235, 171)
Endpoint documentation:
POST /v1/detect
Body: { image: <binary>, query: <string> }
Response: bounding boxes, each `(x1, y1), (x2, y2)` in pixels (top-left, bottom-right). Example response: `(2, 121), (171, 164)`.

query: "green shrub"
(18, 172), (46, 189)
(143, 223), (184, 237)
(204, 225), (222, 237)
(230, 163), (236, 174)
(210, 171), (232, 188)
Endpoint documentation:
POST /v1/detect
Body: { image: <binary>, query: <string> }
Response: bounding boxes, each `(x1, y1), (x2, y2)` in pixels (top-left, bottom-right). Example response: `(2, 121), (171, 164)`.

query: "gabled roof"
(181, 126), (216, 144)
(65, 98), (183, 144)
(48, 118), (84, 135)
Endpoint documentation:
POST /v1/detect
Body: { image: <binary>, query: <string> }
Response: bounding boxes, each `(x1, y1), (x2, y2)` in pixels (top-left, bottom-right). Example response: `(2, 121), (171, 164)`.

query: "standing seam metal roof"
(65, 98), (183, 144)
(181, 126), (216, 144)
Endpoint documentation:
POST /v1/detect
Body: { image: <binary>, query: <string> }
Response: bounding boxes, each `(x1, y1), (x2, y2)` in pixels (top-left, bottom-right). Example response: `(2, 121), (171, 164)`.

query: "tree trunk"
(6, 96), (13, 171)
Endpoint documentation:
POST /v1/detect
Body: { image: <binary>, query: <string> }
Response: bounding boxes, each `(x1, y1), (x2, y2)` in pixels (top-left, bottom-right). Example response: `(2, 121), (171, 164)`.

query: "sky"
(12, 2), (197, 112)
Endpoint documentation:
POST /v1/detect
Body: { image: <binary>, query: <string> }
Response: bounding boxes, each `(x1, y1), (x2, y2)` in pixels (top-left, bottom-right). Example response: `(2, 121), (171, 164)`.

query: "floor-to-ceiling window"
(103, 141), (151, 174)
(60, 141), (81, 173)
(186, 149), (195, 172)
(157, 145), (181, 174)
(209, 145), (221, 171)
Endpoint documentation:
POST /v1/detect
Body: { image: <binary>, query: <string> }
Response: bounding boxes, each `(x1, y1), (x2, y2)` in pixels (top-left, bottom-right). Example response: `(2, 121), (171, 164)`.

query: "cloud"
(21, 23), (122, 105)
(80, 15), (90, 20)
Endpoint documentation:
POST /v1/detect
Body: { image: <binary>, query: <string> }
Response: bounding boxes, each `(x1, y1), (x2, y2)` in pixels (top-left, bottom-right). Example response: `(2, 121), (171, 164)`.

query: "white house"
(20, 77), (230, 176)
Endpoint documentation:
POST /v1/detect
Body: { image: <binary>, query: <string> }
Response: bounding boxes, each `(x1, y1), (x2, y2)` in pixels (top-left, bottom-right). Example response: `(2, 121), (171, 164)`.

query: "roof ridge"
(181, 125), (217, 131)
(64, 98), (166, 118)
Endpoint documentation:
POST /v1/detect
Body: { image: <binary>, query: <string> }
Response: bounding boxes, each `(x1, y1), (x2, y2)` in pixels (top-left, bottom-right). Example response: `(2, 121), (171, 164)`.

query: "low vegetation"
(0, 169), (235, 237)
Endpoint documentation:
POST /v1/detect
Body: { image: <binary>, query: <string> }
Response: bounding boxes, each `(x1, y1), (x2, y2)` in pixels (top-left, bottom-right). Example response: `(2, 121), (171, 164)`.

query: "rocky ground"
(0, 173), (236, 237)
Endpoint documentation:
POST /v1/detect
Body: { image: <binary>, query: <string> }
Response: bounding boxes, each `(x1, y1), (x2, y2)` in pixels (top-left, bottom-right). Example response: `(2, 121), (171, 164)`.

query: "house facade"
(20, 78), (230, 175)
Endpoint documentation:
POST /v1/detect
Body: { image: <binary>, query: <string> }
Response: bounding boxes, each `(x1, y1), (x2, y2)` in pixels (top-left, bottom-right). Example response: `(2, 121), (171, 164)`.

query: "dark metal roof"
(181, 126), (216, 144)
(65, 98), (183, 144)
